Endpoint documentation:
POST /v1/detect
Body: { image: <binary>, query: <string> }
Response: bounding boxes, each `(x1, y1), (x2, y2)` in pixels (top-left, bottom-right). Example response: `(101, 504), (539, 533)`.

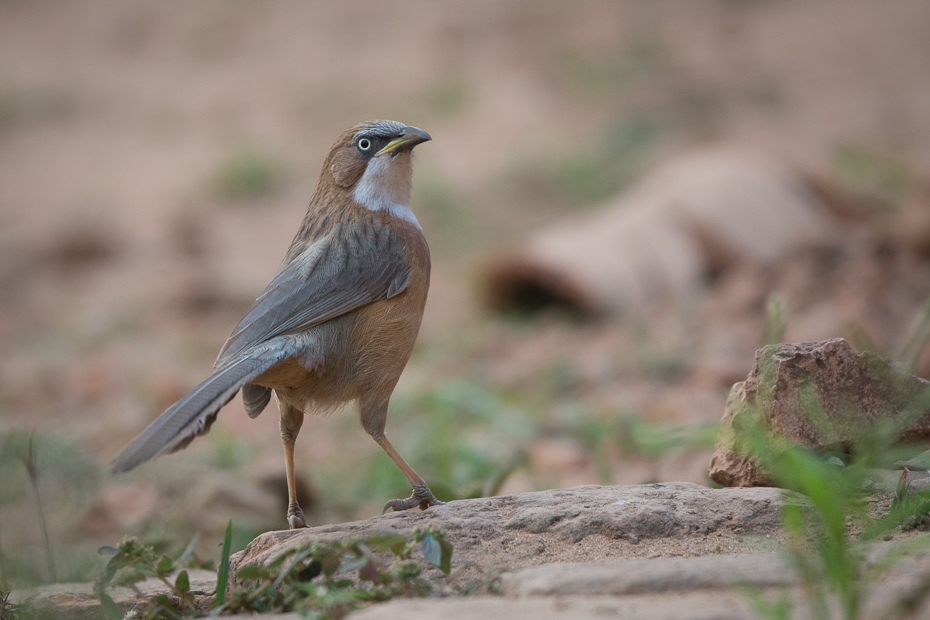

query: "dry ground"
(1, 0), (929, 583)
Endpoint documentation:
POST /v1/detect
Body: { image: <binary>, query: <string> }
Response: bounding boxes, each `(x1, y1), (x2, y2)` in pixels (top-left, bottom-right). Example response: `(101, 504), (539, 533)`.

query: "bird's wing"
(215, 218), (410, 367)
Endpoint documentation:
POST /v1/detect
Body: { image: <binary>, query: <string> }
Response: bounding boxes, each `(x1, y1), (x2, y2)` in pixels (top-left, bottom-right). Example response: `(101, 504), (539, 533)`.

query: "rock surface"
(349, 548), (930, 619)
(9, 569), (216, 620)
(499, 554), (795, 597)
(230, 483), (784, 580)
(349, 593), (755, 620)
(710, 338), (930, 487)
(18, 484), (930, 620)
(25, 547), (930, 620)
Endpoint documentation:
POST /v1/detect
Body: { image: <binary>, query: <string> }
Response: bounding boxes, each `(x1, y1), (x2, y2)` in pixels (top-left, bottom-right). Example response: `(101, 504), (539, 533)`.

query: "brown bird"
(113, 120), (442, 528)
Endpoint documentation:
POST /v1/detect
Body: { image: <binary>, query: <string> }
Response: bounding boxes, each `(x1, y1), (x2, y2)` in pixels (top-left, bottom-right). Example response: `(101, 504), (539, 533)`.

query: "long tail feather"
(112, 343), (293, 473)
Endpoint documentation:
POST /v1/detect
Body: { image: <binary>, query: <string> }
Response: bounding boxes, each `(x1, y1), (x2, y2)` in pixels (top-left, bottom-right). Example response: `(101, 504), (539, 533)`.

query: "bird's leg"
(371, 433), (445, 513)
(361, 397), (444, 513)
(279, 399), (307, 529)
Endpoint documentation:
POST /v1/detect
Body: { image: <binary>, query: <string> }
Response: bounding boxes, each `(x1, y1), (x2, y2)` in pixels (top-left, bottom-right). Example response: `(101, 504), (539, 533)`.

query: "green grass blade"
(98, 591), (121, 620)
(215, 520), (233, 606)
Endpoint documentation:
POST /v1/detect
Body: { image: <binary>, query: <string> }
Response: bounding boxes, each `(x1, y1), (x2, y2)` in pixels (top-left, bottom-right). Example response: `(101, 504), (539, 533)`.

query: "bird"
(113, 120), (442, 528)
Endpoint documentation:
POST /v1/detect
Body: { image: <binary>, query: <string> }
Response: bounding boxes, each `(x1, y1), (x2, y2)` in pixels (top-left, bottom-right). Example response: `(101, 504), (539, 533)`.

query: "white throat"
(352, 155), (421, 228)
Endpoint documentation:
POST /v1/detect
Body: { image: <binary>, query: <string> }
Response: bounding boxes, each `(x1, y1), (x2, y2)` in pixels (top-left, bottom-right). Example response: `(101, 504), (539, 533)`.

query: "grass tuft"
(94, 526), (454, 619)
(737, 389), (930, 619)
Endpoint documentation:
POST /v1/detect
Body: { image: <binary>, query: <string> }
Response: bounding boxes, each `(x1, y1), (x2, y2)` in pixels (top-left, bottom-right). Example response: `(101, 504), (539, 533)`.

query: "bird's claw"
(382, 485), (445, 514)
(287, 504), (307, 529)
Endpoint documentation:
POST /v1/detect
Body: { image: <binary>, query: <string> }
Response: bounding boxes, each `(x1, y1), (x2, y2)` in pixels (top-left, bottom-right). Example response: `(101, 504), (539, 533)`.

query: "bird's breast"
(257, 215), (430, 411)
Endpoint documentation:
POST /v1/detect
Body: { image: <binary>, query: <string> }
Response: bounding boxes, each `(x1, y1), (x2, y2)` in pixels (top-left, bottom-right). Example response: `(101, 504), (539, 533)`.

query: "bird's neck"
(351, 155), (420, 229)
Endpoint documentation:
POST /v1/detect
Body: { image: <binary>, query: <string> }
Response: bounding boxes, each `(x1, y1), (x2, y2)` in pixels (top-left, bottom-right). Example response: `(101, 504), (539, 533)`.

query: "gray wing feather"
(215, 220), (410, 368)
(242, 383), (272, 419)
(112, 338), (300, 473)
(113, 218), (411, 474)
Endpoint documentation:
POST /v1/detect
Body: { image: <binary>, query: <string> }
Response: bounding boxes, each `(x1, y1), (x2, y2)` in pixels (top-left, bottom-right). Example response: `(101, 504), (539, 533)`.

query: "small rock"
(710, 339), (930, 487)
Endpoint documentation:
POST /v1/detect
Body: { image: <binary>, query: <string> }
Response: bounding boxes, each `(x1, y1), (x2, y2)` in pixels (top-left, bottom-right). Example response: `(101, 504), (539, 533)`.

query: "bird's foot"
(382, 484), (445, 514)
(287, 503), (307, 529)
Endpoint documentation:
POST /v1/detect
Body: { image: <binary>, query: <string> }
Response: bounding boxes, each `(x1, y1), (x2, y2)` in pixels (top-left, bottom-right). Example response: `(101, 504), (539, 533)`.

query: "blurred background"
(1, 0), (929, 586)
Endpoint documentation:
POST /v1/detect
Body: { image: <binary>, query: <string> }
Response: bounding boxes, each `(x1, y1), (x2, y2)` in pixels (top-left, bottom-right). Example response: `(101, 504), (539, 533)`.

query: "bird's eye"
(358, 138), (372, 152)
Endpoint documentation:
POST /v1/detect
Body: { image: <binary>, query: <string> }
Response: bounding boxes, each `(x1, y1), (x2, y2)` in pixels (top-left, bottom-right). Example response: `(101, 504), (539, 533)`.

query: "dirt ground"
(1, 0), (930, 583)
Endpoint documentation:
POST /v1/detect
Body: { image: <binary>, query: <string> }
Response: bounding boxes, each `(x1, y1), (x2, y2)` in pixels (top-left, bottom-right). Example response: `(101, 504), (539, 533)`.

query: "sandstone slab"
(231, 483), (783, 581)
(500, 553), (794, 597)
(350, 547), (930, 620)
(348, 593), (755, 620)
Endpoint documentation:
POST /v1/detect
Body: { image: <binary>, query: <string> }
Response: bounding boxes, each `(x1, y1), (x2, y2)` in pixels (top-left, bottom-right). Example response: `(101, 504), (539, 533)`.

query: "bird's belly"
(347, 295), (424, 393)
(251, 291), (424, 414)
(247, 315), (350, 411)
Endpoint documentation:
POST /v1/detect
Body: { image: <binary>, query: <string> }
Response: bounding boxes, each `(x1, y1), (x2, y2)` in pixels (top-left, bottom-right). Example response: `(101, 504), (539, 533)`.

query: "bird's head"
(320, 120), (431, 224)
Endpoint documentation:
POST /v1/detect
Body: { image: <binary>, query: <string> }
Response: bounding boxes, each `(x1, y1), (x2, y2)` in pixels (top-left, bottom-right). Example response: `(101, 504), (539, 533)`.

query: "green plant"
(220, 524), (451, 619)
(215, 520), (233, 607)
(0, 430), (102, 588)
(95, 525), (453, 620)
(17, 434), (56, 583)
(0, 589), (23, 620)
(413, 524), (454, 576)
(95, 538), (198, 619)
(737, 394), (930, 620)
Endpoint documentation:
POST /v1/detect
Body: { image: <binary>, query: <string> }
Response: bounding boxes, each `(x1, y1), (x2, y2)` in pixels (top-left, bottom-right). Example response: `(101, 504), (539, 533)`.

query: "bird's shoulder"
(283, 201), (425, 273)
(214, 205), (417, 367)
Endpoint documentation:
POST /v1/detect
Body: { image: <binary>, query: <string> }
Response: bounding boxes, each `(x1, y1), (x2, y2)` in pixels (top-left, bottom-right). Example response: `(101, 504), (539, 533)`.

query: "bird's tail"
(112, 344), (292, 474)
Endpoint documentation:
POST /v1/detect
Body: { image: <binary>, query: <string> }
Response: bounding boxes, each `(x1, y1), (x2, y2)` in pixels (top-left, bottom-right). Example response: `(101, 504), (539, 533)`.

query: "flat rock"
(710, 339), (930, 487)
(231, 483), (783, 580)
(348, 593), (755, 620)
(500, 553), (795, 597)
(10, 569), (216, 620)
(220, 545), (930, 620)
(351, 543), (930, 620)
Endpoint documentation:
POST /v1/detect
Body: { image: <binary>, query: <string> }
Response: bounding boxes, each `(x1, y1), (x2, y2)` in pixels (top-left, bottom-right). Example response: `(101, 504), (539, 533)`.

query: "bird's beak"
(376, 126), (432, 156)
